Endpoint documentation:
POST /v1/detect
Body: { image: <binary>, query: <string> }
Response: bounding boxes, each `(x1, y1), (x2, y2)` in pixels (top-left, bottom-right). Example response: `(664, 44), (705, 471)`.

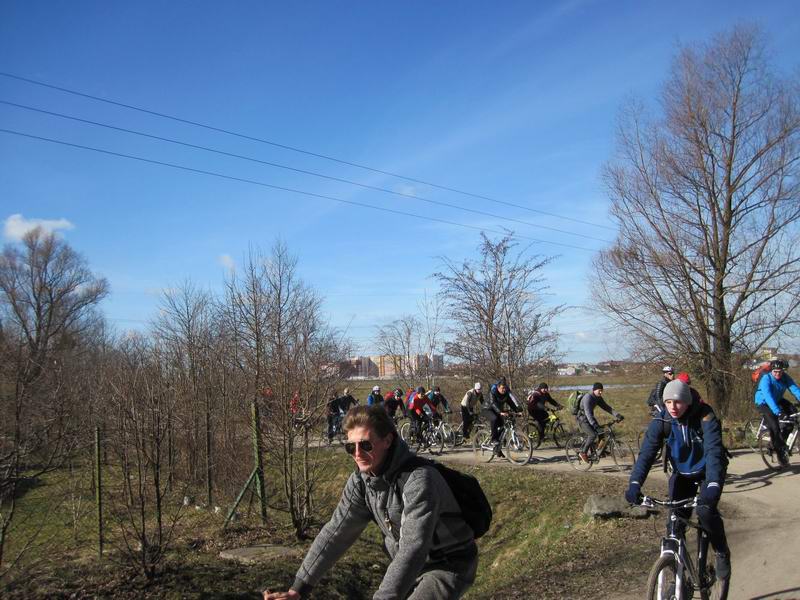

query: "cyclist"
(337, 388), (358, 413)
(754, 358), (800, 467)
(460, 382), (483, 440)
(482, 377), (522, 458)
(625, 379), (731, 595)
(326, 393), (344, 443)
(263, 405), (477, 600)
(385, 388), (407, 420)
(427, 386), (452, 415)
(647, 365), (675, 415)
(577, 382), (623, 463)
(408, 386), (439, 443)
(526, 382), (563, 441)
(367, 385), (384, 407)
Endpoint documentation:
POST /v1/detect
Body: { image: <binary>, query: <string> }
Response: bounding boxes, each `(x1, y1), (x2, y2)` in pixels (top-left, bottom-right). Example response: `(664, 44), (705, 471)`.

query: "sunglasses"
(344, 440), (374, 455)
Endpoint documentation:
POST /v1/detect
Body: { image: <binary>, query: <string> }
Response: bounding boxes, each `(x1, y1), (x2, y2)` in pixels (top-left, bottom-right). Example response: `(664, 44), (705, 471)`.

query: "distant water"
(549, 383), (649, 392)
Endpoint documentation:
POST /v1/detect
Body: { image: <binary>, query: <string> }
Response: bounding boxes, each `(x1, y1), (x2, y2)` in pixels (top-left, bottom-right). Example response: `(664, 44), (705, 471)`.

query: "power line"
(0, 99), (611, 243)
(0, 70), (613, 230)
(0, 127), (600, 252)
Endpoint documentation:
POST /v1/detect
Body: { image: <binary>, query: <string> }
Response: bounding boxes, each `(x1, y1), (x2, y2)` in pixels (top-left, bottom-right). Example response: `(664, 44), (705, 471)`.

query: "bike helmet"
(770, 359), (787, 370)
(474, 382), (482, 391)
(394, 388), (403, 397)
(537, 382), (549, 391)
(676, 372), (691, 385)
(416, 385), (425, 394)
(662, 365), (674, 374)
(372, 385), (380, 393)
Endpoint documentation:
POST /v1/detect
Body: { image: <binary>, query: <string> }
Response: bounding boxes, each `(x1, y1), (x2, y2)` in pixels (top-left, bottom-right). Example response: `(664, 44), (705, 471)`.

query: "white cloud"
(218, 254), (235, 271)
(3, 213), (74, 241)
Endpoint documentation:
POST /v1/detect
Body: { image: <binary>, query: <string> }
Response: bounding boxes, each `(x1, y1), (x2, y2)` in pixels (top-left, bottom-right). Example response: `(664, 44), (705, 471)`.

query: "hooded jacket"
(291, 438), (475, 599)
(631, 403), (727, 489)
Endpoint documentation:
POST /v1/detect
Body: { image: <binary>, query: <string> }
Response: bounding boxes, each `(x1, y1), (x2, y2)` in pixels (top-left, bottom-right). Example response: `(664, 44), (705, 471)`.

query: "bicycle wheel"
(758, 431), (782, 470)
(526, 422), (543, 450)
(609, 439), (636, 472)
(646, 554), (681, 600)
(504, 429), (533, 465)
(399, 421), (412, 442)
(441, 423), (457, 449)
(552, 423), (567, 448)
(565, 435), (592, 471)
(742, 418), (761, 451)
(428, 429), (445, 456)
(472, 428), (493, 462)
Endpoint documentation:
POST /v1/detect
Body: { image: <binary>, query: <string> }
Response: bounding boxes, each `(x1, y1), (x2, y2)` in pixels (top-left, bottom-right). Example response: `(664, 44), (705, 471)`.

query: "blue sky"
(1, 1), (798, 362)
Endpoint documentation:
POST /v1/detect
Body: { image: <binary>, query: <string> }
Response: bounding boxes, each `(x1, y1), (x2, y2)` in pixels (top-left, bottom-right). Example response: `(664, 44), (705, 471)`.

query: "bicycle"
(565, 418), (635, 472)
(401, 415), (445, 456)
(320, 412), (345, 446)
(526, 408), (567, 449)
(757, 410), (800, 470)
(472, 412), (533, 465)
(638, 495), (727, 600)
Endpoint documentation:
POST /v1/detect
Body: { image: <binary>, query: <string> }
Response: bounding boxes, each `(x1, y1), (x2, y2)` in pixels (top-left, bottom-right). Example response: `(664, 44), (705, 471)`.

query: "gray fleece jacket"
(291, 438), (476, 599)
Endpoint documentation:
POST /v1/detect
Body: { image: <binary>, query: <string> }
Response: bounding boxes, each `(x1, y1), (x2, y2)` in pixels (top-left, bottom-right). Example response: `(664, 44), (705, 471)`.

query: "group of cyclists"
(312, 358), (800, 599)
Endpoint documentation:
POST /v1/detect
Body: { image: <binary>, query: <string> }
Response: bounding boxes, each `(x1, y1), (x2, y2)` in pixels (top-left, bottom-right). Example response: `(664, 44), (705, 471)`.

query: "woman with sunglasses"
(264, 405), (477, 600)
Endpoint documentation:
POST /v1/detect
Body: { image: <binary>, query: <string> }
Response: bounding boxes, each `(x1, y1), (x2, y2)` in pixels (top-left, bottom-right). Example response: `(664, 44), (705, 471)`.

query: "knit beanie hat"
(663, 379), (692, 404)
(592, 382), (604, 391)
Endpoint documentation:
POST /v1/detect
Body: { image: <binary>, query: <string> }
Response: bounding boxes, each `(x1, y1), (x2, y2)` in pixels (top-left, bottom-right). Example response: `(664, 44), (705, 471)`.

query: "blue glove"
(625, 483), (642, 505)
(700, 482), (721, 505)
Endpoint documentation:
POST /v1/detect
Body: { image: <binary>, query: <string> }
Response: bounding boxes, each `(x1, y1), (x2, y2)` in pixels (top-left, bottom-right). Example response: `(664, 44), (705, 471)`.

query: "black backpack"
(383, 455), (492, 539)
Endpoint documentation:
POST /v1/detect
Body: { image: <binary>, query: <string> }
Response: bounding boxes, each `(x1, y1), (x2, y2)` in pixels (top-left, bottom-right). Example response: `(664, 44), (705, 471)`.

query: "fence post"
(251, 400), (268, 524)
(95, 425), (104, 558)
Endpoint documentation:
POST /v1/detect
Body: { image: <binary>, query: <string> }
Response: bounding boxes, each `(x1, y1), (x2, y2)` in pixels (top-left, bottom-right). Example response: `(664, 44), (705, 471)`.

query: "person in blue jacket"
(366, 385), (384, 407)
(625, 379), (731, 595)
(754, 359), (800, 467)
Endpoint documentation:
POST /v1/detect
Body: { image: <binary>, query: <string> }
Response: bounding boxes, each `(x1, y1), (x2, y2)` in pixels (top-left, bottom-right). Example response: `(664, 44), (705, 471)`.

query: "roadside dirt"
(439, 443), (800, 599)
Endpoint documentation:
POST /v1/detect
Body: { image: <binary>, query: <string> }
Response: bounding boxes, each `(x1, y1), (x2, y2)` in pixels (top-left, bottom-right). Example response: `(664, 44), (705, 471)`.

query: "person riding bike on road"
(326, 393), (344, 443)
(426, 386), (451, 415)
(626, 379), (731, 596)
(526, 382), (563, 442)
(576, 382), (623, 463)
(337, 388), (358, 413)
(647, 365), (675, 416)
(385, 388), (407, 420)
(460, 382), (483, 440)
(482, 377), (521, 458)
(408, 386), (439, 443)
(367, 385), (384, 408)
(754, 359), (800, 467)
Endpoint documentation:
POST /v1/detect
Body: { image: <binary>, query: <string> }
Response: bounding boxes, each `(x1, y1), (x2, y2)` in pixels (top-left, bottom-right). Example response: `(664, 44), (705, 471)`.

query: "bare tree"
(0, 228), (108, 576)
(224, 242), (347, 538)
(105, 335), (184, 580)
(434, 233), (561, 388)
(593, 25), (800, 413)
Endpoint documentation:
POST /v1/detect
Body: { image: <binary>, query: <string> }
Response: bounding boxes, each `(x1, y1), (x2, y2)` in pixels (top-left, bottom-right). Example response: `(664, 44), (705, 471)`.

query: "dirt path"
(437, 443), (800, 599)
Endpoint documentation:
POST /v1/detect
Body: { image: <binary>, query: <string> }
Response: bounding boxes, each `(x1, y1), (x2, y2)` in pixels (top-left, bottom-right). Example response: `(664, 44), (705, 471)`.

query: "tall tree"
(434, 233), (561, 388)
(0, 227), (108, 574)
(594, 25), (800, 412)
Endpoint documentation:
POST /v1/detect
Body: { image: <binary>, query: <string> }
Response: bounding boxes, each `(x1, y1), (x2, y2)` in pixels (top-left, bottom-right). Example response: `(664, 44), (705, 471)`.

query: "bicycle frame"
(643, 496), (714, 599)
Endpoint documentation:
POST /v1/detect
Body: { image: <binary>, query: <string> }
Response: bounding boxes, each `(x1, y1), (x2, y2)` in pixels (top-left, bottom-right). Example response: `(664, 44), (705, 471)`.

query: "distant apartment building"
(343, 354), (445, 378)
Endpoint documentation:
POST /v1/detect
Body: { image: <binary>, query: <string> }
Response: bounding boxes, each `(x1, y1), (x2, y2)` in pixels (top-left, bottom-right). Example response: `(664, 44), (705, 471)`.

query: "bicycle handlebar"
(639, 495), (698, 509)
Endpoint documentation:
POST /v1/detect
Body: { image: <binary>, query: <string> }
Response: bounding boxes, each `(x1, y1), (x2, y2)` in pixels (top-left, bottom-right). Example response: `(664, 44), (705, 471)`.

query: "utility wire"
(0, 127), (600, 252)
(0, 70), (613, 230)
(0, 99), (611, 243)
